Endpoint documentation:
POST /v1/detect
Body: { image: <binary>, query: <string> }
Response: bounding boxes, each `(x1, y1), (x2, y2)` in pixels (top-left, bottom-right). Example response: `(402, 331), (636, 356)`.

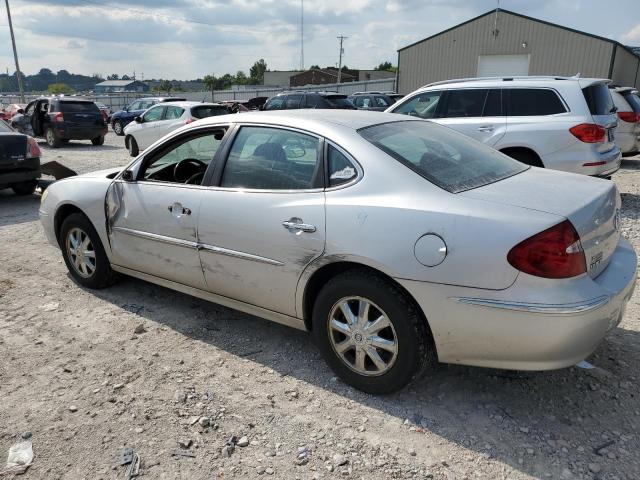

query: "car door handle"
(168, 204), (191, 215)
(477, 125), (495, 132)
(282, 220), (316, 233)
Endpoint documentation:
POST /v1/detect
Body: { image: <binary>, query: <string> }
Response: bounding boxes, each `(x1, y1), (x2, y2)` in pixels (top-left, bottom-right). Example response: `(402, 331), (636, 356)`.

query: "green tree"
(374, 61), (397, 72)
(235, 71), (248, 85)
(107, 73), (119, 80)
(203, 74), (217, 101)
(159, 80), (173, 93)
(249, 59), (267, 84)
(309, 64), (320, 70)
(47, 83), (74, 94)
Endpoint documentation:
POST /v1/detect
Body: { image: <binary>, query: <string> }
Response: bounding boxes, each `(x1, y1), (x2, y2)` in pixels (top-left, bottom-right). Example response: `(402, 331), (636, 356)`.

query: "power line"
(4, 0), (25, 101)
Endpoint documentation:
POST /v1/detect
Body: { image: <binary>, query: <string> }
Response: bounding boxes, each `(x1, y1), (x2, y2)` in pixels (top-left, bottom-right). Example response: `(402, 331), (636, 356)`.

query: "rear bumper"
(615, 131), (639, 154)
(398, 237), (637, 371)
(54, 124), (106, 140)
(0, 159), (40, 187)
(542, 145), (621, 176)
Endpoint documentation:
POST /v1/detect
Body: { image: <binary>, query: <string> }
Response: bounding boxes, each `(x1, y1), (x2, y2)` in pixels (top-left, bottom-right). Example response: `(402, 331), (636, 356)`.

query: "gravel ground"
(0, 132), (639, 480)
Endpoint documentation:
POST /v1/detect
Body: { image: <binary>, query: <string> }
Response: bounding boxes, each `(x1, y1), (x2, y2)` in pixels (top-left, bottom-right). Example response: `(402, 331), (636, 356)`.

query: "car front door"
(197, 125), (326, 317)
(106, 127), (227, 288)
(435, 89), (506, 146)
(134, 105), (166, 149)
(155, 105), (185, 140)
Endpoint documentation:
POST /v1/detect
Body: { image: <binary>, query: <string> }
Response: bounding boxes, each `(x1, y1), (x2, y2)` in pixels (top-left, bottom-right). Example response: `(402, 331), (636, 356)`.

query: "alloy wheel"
(328, 296), (398, 376)
(65, 227), (97, 278)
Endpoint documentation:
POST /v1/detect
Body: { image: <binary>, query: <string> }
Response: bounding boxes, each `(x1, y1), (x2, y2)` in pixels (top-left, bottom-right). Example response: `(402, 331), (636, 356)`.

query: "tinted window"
(164, 106), (184, 120)
(392, 91), (442, 119)
(142, 106), (164, 122)
(375, 96), (391, 108)
(57, 102), (100, 113)
(265, 97), (285, 110)
(354, 96), (372, 108)
(582, 84), (614, 116)
(128, 101), (141, 110)
(325, 96), (354, 109)
(442, 89), (488, 118)
(25, 103), (36, 115)
(328, 145), (357, 187)
(622, 92), (640, 113)
(191, 105), (229, 118)
(483, 89), (502, 116)
(222, 126), (321, 190)
(285, 94), (303, 109)
(507, 89), (566, 116)
(359, 121), (527, 194)
(303, 94), (326, 108)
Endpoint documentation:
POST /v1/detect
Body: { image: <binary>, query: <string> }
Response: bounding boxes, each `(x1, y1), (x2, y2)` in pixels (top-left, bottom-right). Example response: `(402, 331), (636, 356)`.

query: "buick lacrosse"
(39, 111), (637, 393)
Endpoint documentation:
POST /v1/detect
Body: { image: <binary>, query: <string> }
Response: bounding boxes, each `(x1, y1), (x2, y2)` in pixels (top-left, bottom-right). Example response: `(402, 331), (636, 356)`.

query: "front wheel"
(112, 120), (124, 136)
(126, 135), (139, 157)
(60, 213), (117, 289)
(312, 269), (434, 394)
(91, 135), (105, 146)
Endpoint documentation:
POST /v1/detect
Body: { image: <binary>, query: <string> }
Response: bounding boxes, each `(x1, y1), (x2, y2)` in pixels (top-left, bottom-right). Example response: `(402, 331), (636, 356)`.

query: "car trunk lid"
(461, 168), (621, 279)
(0, 132), (28, 167)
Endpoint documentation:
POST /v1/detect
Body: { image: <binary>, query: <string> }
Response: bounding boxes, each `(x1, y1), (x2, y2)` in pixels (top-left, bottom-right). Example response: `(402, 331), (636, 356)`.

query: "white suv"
(609, 86), (640, 156)
(386, 76), (621, 177)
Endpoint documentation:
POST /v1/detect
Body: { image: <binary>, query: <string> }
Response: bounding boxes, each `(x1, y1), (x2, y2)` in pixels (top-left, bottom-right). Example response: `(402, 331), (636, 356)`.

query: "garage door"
(477, 54), (530, 77)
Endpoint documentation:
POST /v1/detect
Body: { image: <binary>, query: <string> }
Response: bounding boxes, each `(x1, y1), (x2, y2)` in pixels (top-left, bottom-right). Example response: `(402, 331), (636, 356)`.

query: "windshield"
(359, 120), (528, 193)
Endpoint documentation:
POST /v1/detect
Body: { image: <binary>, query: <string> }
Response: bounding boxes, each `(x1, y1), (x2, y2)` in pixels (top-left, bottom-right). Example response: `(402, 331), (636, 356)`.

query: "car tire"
(127, 136), (139, 157)
(312, 269), (434, 394)
(60, 213), (117, 289)
(45, 127), (61, 148)
(503, 149), (544, 168)
(11, 181), (37, 196)
(112, 120), (124, 136)
(91, 135), (105, 146)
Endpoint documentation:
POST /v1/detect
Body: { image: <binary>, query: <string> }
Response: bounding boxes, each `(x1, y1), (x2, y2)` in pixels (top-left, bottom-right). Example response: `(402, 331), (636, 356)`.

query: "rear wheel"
(60, 213), (117, 289)
(112, 120), (124, 136)
(45, 127), (61, 148)
(12, 181), (37, 196)
(312, 269), (433, 394)
(502, 149), (544, 167)
(91, 135), (105, 146)
(127, 136), (139, 157)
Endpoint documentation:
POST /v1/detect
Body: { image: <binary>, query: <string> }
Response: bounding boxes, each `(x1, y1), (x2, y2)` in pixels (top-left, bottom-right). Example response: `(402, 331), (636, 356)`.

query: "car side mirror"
(121, 170), (134, 181)
(134, 116), (142, 123)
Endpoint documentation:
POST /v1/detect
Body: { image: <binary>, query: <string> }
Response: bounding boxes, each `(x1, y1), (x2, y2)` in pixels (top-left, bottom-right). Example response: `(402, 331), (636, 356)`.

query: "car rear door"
(435, 89), (506, 146)
(197, 124), (326, 317)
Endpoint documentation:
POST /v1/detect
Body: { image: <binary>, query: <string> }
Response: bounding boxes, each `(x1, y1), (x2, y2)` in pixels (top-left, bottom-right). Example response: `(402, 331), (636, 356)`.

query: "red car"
(95, 102), (112, 123)
(0, 103), (26, 121)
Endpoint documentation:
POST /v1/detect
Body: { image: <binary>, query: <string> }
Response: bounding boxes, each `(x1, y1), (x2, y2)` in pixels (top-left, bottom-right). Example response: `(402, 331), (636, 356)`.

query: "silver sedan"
(39, 110), (637, 393)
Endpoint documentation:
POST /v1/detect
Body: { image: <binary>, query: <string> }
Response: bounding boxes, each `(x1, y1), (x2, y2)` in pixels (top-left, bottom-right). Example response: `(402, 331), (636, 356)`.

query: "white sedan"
(39, 111), (637, 393)
(123, 101), (230, 156)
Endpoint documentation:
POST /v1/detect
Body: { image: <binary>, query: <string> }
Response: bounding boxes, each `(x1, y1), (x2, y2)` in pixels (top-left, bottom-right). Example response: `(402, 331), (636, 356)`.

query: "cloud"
(621, 24), (640, 45)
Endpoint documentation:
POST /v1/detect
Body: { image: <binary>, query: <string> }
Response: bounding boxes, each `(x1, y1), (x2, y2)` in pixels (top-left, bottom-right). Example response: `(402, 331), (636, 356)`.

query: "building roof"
(95, 80), (147, 87)
(398, 8), (640, 61)
(291, 68), (356, 80)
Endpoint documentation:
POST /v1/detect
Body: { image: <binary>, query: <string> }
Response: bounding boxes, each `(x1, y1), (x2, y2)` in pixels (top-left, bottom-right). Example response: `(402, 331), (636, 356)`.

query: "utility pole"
(336, 35), (347, 84)
(300, 0), (304, 70)
(5, 0), (25, 102)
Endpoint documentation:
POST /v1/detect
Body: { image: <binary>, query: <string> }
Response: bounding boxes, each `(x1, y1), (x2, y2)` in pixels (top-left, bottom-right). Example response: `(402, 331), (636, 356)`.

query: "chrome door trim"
(112, 226), (198, 250)
(450, 295), (610, 315)
(111, 264), (306, 331)
(198, 243), (284, 266)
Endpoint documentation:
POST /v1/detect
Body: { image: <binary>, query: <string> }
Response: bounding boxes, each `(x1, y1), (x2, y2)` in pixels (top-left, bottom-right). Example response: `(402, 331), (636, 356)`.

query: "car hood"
(74, 167), (121, 179)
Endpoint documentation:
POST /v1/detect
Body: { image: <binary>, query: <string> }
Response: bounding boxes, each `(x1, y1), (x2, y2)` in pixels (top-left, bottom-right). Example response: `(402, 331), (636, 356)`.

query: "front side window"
(142, 106), (164, 122)
(375, 96), (391, 108)
(140, 100), (156, 110)
(265, 97), (285, 110)
(164, 106), (184, 120)
(392, 91), (442, 119)
(442, 89), (488, 118)
(328, 145), (357, 187)
(140, 130), (225, 184)
(507, 89), (567, 116)
(359, 120), (527, 193)
(25, 102), (36, 116)
(221, 126), (321, 190)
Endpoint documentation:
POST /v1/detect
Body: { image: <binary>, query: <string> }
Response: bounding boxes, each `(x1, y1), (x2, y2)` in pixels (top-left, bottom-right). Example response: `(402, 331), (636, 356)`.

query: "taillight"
(54, 112), (64, 123)
(185, 118), (195, 124)
(26, 136), (41, 159)
(569, 123), (605, 143)
(617, 111), (639, 123)
(507, 220), (586, 279)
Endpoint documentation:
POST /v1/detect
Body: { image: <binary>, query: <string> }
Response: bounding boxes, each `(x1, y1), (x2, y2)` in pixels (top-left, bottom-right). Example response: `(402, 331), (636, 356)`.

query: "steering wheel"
(185, 171), (205, 185)
(174, 158), (207, 183)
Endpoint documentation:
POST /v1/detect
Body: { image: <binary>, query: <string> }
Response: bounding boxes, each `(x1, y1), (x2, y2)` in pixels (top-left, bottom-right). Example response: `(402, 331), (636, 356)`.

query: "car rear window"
(622, 92), (640, 113)
(582, 84), (614, 115)
(191, 105), (229, 119)
(58, 101), (100, 113)
(359, 120), (527, 193)
(325, 96), (354, 108)
(507, 89), (566, 116)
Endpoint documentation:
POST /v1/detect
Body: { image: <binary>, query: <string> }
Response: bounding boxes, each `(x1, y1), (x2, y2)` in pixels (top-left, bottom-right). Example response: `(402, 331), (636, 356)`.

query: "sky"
(1, 0), (639, 80)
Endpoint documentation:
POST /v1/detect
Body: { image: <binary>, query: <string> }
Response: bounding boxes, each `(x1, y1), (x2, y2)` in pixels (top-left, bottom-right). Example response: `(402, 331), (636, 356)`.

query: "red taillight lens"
(26, 136), (41, 159)
(54, 112), (64, 123)
(507, 220), (586, 279)
(185, 118), (195, 124)
(569, 123), (605, 143)
(617, 111), (639, 123)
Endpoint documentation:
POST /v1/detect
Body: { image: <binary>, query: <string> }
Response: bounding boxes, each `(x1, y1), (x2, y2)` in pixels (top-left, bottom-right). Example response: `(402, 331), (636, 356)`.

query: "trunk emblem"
(589, 251), (603, 271)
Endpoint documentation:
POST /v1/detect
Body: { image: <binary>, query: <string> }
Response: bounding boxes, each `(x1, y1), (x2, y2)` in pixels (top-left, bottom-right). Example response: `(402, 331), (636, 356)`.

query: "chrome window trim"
(112, 226), (198, 250)
(450, 295), (610, 315)
(198, 243), (284, 266)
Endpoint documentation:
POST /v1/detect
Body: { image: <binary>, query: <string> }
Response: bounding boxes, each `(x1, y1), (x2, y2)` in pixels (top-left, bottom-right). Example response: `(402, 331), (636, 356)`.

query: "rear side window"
(265, 97), (285, 110)
(442, 89), (488, 118)
(582, 84), (614, 115)
(507, 89), (566, 116)
(164, 106), (184, 120)
(359, 120), (527, 193)
(325, 96), (354, 109)
(192, 105), (229, 119)
(375, 96), (392, 108)
(58, 102), (100, 113)
(303, 94), (326, 108)
(622, 92), (640, 113)
(328, 145), (357, 187)
(285, 94), (303, 109)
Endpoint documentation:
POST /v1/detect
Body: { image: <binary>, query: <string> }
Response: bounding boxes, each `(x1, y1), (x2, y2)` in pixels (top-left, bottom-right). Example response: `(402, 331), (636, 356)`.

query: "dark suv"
(111, 97), (186, 135)
(21, 97), (107, 148)
(348, 93), (394, 111)
(264, 92), (356, 111)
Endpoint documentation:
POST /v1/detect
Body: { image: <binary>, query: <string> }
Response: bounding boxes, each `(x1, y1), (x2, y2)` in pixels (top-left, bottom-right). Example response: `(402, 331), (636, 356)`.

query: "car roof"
(36, 96), (94, 102)
(417, 76), (611, 91)
(159, 101), (227, 108)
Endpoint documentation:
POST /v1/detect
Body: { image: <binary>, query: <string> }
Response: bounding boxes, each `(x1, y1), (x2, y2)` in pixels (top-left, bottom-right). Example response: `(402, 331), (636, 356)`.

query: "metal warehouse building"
(397, 8), (640, 94)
